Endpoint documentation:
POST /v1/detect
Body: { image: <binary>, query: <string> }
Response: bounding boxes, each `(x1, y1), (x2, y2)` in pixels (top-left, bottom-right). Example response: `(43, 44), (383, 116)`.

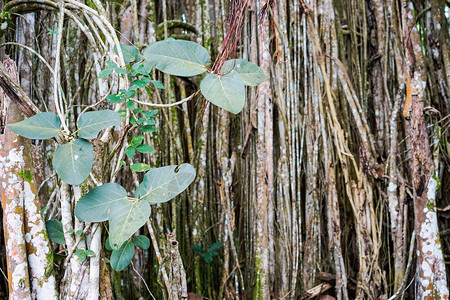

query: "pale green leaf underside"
(7, 112), (61, 139)
(135, 164), (196, 204)
(75, 183), (128, 222)
(52, 139), (94, 186)
(77, 110), (122, 139)
(223, 59), (267, 86)
(143, 39), (209, 77)
(110, 240), (134, 271)
(109, 199), (151, 250)
(200, 70), (245, 114)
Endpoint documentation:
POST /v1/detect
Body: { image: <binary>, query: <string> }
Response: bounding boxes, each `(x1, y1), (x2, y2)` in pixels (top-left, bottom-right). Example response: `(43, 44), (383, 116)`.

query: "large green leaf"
(200, 70), (245, 114)
(46, 219), (66, 245)
(223, 59), (267, 86)
(143, 39), (209, 77)
(109, 199), (151, 250)
(110, 240), (134, 271)
(52, 139), (94, 186)
(75, 183), (128, 222)
(77, 110), (122, 139)
(135, 164), (196, 204)
(7, 112), (61, 139)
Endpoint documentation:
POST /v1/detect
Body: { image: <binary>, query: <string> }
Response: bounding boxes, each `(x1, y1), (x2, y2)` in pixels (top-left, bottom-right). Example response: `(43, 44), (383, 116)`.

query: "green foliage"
(7, 112), (61, 139)
(144, 39), (210, 76)
(130, 163), (152, 172)
(192, 242), (222, 263)
(110, 240), (134, 271)
(52, 139), (94, 186)
(17, 170), (33, 183)
(114, 43), (143, 63)
(75, 164), (195, 249)
(74, 249), (87, 262)
(46, 219), (66, 245)
(77, 110), (121, 139)
(223, 59), (267, 86)
(133, 235), (150, 250)
(99, 61), (127, 79)
(134, 164), (196, 204)
(108, 198), (150, 250)
(75, 183), (128, 222)
(200, 71), (245, 114)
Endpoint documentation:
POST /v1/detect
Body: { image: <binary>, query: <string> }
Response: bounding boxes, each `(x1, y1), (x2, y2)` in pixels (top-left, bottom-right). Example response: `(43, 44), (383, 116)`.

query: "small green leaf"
(106, 61), (118, 68)
(77, 110), (122, 139)
(133, 235), (150, 250)
(135, 164), (196, 204)
(115, 68), (128, 75)
(208, 242), (222, 252)
(74, 249), (87, 262)
(109, 199), (151, 250)
(110, 240), (134, 271)
(7, 112), (61, 139)
(130, 135), (144, 147)
(192, 244), (205, 253)
(17, 170), (33, 183)
(200, 70), (245, 114)
(136, 144), (155, 153)
(86, 249), (96, 257)
(99, 68), (114, 79)
(75, 183), (128, 222)
(130, 163), (151, 172)
(222, 59), (267, 86)
(46, 219), (66, 245)
(126, 101), (135, 110)
(133, 107), (143, 114)
(202, 253), (213, 264)
(125, 146), (136, 159)
(67, 229), (74, 234)
(143, 110), (158, 118)
(75, 230), (83, 236)
(131, 77), (151, 89)
(120, 159), (126, 166)
(150, 80), (165, 89)
(52, 139), (94, 186)
(143, 39), (210, 77)
(106, 94), (124, 103)
(140, 125), (156, 133)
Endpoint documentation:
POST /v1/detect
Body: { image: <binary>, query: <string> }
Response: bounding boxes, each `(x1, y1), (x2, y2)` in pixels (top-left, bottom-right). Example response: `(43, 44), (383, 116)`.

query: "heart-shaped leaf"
(77, 110), (122, 139)
(110, 240), (134, 271)
(143, 39), (209, 77)
(7, 112), (61, 139)
(46, 219), (66, 245)
(52, 139), (94, 186)
(135, 164), (196, 204)
(223, 59), (267, 86)
(109, 199), (151, 250)
(200, 70), (245, 114)
(75, 183), (128, 222)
